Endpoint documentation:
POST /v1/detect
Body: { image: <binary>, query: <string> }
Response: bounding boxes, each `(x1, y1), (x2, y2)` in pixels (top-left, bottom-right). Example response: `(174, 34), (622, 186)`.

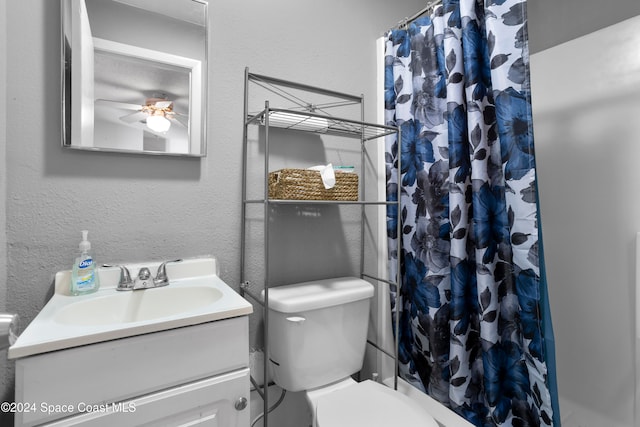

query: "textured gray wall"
(0, 1), (7, 314)
(0, 0), (8, 410)
(1, 0), (426, 416)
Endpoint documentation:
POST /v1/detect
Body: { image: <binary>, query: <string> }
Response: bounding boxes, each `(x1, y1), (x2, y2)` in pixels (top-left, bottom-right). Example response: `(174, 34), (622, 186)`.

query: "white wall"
(2, 0), (426, 424)
(531, 14), (640, 427)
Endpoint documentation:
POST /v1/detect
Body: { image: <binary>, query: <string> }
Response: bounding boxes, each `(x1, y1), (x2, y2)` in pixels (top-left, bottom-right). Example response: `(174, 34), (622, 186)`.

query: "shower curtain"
(384, 0), (559, 426)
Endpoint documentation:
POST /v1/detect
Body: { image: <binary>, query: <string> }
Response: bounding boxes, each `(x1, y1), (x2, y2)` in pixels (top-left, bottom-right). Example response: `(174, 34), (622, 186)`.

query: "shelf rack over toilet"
(239, 68), (401, 426)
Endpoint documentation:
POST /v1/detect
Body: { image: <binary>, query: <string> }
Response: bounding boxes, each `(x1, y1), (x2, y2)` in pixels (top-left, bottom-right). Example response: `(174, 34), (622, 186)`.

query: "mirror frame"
(61, 0), (208, 157)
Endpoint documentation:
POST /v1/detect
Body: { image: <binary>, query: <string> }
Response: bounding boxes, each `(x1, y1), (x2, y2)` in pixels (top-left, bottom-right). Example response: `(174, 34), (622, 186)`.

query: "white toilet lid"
(316, 380), (439, 427)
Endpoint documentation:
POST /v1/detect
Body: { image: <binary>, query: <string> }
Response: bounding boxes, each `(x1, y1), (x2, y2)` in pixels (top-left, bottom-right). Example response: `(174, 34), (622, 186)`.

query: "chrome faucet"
(105, 259), (182, 291)
(135, 267), (154, 289)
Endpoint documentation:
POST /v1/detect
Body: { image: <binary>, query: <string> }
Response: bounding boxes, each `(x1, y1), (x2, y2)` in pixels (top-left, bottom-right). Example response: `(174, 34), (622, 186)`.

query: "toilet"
(264, 276), (439, 427)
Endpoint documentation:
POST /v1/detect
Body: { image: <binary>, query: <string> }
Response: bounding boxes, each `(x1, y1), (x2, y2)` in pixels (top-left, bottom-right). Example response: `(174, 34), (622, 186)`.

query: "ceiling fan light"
(146, 115), (171, 133)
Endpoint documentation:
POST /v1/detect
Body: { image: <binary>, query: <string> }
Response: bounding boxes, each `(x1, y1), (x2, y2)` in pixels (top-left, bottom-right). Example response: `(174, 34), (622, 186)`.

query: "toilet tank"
(263, 277), (374, 392)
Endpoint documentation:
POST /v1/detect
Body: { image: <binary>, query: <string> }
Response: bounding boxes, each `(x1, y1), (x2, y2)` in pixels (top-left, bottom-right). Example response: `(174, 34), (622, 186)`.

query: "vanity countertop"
(8, 257), (252, 359)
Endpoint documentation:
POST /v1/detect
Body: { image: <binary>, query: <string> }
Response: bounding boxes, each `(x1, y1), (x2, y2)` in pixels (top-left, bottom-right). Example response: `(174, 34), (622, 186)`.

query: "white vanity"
(9, 257), (252, 427)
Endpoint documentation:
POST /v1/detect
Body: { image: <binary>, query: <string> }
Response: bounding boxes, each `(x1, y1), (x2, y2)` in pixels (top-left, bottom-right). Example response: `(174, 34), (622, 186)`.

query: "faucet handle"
(155, 259), (183, 284)
(103, 264), (133, 290)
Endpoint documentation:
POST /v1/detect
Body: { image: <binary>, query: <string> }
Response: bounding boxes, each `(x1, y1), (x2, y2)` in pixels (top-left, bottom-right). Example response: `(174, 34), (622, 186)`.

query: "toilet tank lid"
(262, 277), (374, 313)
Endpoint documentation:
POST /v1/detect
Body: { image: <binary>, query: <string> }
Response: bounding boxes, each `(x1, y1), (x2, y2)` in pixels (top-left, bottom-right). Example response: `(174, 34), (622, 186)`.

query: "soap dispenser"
(70, 230), (100, 295)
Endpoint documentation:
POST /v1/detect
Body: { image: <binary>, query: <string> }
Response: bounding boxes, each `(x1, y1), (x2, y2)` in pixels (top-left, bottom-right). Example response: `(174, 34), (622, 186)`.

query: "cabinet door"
(44, 368), (250, 427)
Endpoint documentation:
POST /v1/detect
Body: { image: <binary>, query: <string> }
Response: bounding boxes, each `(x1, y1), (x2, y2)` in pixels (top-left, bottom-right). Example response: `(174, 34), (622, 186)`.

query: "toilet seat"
(315, 380), (438, 427)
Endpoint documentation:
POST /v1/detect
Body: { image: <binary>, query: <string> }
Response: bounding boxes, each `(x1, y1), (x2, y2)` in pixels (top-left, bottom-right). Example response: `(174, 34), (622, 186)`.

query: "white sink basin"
(8, 257), (252, 359)
(54, 286), (224, 326)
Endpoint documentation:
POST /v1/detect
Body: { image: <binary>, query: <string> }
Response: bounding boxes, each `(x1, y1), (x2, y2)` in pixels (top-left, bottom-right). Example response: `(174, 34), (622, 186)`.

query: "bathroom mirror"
(61, 0), (208, 157)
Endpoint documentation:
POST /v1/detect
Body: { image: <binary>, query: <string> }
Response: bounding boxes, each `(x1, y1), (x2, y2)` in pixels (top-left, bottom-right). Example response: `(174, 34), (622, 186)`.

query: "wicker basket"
(268, 169), (358, 201)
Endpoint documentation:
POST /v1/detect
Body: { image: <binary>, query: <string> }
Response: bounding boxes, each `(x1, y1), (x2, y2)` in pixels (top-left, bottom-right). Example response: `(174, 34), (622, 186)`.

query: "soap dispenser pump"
(70, 230), (100, 295)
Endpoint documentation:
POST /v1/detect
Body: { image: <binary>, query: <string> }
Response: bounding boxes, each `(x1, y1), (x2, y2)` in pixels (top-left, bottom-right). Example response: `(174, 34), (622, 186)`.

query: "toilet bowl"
(264, 277), (438, 426)
(308, 378), (438, 427)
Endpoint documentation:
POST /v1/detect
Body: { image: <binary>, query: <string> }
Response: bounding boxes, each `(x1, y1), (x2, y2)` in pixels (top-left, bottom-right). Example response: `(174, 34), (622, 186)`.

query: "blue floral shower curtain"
(384, 0), (559, 426)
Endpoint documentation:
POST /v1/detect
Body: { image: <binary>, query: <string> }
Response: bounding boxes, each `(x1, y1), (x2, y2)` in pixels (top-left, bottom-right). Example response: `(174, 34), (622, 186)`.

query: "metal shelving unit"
(239, 68), (401, 427)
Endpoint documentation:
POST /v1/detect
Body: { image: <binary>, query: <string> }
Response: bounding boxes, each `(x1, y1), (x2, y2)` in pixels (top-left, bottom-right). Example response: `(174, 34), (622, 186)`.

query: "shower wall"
(530, 14), (640, 427)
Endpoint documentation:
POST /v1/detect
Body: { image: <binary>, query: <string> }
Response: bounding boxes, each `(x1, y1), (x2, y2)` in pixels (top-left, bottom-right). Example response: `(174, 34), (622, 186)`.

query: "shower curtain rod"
(387, 0), (443, 32)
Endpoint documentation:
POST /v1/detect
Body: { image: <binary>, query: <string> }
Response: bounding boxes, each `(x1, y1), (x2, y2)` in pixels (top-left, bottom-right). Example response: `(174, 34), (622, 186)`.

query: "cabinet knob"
(235, 397), (248, 411)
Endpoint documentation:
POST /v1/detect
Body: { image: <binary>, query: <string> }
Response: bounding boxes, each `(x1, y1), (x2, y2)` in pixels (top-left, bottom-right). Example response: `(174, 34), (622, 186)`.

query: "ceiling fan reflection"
(95, 97), (188, 133)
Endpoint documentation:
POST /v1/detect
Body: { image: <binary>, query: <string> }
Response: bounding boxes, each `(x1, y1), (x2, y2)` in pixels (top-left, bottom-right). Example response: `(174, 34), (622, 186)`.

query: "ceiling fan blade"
(172, 115), (188, 128)
(120, 111), (148, 123)
(153, 100), (173, 109)
(96, 99), (142, 111)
